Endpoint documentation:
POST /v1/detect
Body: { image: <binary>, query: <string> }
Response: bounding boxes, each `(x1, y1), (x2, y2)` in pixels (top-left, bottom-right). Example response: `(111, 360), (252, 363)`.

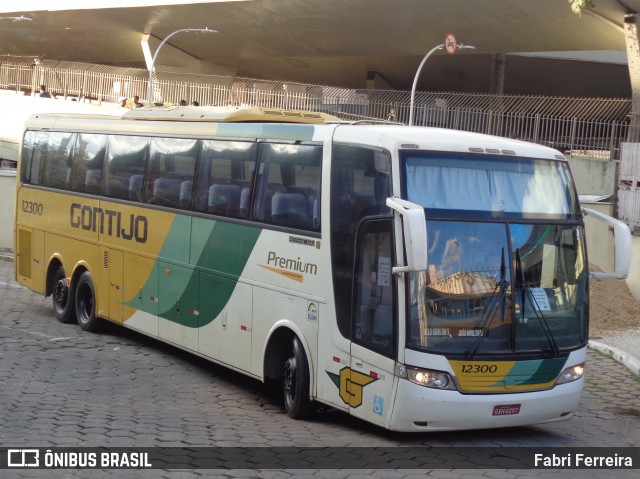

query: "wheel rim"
(77, 283), (93, 323)
(53, 278), (68, 312)
(284, 356), (297, 406)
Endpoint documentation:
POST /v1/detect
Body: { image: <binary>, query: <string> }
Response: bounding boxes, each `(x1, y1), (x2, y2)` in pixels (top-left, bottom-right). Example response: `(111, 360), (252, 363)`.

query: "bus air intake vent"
(103, 250), (109, 269)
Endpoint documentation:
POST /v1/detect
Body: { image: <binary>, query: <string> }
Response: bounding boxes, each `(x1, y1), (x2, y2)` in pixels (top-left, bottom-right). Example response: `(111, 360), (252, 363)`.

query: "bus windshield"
(402, 152), (587, 358)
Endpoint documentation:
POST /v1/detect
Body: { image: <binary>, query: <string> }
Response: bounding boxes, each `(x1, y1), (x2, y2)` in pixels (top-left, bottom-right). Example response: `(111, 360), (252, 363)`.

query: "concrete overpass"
(0, 0), (635, 98)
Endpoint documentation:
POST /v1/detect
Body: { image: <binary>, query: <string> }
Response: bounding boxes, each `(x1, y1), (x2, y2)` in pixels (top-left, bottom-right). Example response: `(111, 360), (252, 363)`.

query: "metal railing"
(0, 59), (630, 160)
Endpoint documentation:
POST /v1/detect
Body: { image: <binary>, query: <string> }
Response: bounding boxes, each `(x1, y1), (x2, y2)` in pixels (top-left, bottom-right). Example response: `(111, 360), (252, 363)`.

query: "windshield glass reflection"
(408, 221), (587, 357)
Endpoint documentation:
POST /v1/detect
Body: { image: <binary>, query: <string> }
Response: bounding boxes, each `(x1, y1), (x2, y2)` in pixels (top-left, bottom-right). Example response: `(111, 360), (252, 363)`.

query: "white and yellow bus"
(14, 106), (631, 431)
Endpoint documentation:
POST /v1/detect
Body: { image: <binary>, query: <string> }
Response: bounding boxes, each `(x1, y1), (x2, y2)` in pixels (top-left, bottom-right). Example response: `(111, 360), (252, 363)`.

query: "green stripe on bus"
(126, 215), (261, 328)
(490, 357), (567, 387)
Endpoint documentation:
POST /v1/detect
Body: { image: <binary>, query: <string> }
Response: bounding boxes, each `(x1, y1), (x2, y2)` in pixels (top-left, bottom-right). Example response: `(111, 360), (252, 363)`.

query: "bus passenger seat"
(208, 184), (240, 216)
(152, 177), (181, 205)
(129, 175), (143, 201)
(85, 169), (102, 195)
(179, 180), (193, 209)
(271, 191), (311, 228)
(239, 187), (251, 218)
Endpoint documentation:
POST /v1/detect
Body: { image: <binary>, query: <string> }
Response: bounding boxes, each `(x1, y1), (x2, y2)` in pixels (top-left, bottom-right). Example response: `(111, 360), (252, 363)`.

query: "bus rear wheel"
(52, 265), (76, 324)
(75, 271), (101, 332)
(283, 336), (314, 419)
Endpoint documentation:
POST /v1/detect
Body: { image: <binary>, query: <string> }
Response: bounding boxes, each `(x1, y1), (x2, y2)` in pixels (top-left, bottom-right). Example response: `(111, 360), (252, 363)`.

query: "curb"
(588, 340), (640, 376)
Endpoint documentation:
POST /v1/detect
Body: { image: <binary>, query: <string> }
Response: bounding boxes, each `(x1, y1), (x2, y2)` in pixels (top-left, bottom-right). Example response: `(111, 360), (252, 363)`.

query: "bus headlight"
(556, 363), (585, 385)
(406, 367), (456, 390)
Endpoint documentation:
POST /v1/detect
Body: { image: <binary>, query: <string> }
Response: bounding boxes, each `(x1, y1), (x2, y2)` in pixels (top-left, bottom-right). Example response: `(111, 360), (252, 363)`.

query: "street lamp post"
(408, 40), (475, 126)
(147, 27), (217, 105)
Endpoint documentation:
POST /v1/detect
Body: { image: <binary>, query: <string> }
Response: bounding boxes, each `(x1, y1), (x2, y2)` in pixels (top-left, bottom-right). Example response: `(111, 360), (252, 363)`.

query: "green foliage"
(568, 0), (595, 15)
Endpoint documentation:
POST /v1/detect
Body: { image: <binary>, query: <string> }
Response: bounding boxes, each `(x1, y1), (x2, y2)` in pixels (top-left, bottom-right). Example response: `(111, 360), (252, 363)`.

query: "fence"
(0, 60), (631, 161)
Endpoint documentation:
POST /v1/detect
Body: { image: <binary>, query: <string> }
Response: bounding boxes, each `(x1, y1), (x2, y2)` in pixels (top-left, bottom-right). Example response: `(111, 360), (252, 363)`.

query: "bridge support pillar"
(625, 14), (640, 142)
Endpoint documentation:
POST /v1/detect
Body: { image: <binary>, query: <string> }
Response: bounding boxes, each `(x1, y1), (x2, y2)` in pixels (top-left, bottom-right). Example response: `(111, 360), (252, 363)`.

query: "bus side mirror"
(386, 197), (427, 274)
(583, 207), (632, 279)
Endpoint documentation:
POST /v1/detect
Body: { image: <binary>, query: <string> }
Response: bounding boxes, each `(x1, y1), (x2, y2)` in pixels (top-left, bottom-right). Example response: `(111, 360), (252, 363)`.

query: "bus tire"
(283, 336), (314, 419)
(75, 271), (101, 332)
(52, 265), (76, 324)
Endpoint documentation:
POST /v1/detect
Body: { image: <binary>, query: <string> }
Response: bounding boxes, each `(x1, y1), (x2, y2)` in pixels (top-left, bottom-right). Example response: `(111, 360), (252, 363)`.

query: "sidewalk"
(589, 330), (640, 376)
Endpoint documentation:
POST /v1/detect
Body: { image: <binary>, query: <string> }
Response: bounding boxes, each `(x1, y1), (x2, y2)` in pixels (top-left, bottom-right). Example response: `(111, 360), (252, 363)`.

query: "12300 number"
(22, 200), (44, 215)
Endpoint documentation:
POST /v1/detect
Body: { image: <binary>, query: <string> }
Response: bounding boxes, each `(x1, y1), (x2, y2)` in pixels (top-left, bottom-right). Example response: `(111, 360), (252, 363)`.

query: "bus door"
(348, 219), (397, 426)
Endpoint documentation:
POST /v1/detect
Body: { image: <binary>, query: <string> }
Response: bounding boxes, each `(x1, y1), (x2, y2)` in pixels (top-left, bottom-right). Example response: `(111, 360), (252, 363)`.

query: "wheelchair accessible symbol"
(373, 395), (384, 417)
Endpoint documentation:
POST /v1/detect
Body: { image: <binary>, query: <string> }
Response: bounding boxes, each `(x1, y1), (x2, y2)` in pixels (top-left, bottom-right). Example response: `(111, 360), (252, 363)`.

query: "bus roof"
(24, 106), (566, 161)
(332, 124), (568, 161)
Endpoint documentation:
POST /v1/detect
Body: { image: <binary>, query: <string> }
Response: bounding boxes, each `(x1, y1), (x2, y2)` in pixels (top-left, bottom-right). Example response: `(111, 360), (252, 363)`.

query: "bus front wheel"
(75, 271), (101, 332)
(52, 265), (76, 324)
(283, 336), (314, 419)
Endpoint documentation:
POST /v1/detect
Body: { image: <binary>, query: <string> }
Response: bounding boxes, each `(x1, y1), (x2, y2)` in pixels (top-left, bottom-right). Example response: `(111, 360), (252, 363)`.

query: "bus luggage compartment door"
(16, 227), (45, 294)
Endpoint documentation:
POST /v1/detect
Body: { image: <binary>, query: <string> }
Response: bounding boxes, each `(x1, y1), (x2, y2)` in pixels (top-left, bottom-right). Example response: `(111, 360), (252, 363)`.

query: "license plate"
(492, 404), (521, 416)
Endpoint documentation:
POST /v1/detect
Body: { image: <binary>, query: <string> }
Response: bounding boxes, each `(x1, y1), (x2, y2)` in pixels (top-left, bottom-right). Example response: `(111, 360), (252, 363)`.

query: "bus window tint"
(146, 138), (200, 208)
(253, 143), (322, 230)
(71, 134), (107, 194)
(330, 144), (392, 338)
(38, 132), (76, 190)
(194, 140), (256, 218)
(353, 220), (395, 357)
(104, 136), (149, 201)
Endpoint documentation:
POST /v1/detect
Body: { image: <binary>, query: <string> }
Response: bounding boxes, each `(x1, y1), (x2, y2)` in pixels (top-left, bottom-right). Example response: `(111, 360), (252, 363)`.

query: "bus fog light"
(556, 363), (584, 385)
(407, 367), (456, 390)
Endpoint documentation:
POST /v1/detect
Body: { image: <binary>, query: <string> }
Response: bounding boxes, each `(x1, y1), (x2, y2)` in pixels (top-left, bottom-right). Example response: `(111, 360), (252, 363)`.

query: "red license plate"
(492, 404), (521, 416)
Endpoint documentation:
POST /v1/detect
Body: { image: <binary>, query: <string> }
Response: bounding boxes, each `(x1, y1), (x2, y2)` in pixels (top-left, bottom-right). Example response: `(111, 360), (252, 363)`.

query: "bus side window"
(104, 135), (149, 201)
(70, 133), (107, 195)
(22, 131), (41, 185)
(40, 132), (76, 190)
(194, 140), (256, 218)
(253, 143), (322, 230)
(145, 137), (199, 208)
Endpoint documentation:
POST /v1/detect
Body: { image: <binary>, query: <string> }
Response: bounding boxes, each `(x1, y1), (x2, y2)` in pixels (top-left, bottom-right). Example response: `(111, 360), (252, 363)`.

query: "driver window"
(353, 220), (395, 357)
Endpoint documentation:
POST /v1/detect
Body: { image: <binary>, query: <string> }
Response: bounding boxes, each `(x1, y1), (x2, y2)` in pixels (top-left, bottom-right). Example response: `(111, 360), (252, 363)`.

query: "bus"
(14, 106), (631, 431)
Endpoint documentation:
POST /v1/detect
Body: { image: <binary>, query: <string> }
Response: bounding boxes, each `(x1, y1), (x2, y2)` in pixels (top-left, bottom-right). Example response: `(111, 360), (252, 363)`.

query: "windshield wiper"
(467, 248), (509, 359)
(515, 248), (560, 357)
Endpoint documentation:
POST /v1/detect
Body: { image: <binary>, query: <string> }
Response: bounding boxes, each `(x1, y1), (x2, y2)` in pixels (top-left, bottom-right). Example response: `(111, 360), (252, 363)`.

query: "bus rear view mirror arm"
(583, 207), (632, 279)
(386, 197), (427, 274)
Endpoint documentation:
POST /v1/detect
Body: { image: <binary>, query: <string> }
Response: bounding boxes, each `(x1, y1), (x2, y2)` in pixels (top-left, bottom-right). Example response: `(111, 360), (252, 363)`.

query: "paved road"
(0, 258), (638, 479)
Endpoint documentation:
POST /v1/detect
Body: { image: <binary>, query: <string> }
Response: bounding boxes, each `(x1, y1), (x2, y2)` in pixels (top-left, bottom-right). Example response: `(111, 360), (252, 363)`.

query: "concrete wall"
(0, 170), (15, 251)
(0, 139), (17, 163)
(567, 156), (617, 197)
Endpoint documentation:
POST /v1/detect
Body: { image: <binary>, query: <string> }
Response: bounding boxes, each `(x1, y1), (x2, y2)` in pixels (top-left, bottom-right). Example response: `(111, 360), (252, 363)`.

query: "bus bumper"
(388, 378), (583, 432)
